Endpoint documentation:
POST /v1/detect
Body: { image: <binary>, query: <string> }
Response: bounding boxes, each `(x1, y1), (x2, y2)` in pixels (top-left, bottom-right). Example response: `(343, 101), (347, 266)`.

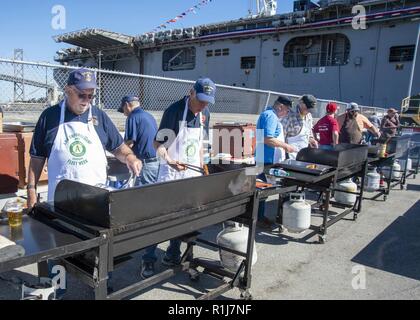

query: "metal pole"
(408, 22), (420, 98)
(98, 51), (102, 109)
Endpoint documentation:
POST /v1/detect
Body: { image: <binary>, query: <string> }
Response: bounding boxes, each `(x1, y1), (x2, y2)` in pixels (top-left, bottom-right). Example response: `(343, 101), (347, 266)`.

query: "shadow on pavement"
(352, 200), (420, 281)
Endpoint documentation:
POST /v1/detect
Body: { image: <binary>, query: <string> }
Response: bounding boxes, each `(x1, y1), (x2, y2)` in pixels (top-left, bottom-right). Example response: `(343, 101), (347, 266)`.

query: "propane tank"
(335, 178), (357, 205)
(216, 221), (257, 272)
(364, 167), (380, 192)
(399, 158), (412, 173)
(282, 193), (311, 233)
(382, 160), (402, 180)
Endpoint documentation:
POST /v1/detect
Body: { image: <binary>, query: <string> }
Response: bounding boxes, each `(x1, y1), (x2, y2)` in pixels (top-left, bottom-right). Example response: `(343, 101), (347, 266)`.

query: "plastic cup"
(7, 208), (23, 228)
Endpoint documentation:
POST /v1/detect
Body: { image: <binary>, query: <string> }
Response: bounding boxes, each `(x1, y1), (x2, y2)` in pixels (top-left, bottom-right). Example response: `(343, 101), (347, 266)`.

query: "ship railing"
(0, 58), (386, 120)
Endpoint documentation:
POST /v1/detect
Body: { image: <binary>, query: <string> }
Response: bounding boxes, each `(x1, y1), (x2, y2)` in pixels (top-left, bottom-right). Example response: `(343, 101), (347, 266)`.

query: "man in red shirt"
(313, 102), (339, 150)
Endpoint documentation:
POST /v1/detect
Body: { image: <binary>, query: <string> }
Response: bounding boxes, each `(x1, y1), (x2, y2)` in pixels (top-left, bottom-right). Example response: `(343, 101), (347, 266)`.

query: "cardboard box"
(0, 133), (19, 194)
(15, 133), (48, 188)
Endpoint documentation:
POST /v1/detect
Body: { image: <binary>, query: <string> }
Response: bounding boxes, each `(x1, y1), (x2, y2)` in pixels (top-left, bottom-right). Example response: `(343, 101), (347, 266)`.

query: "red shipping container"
(0, 133), (19, 194)
(212, 123), (256, 158)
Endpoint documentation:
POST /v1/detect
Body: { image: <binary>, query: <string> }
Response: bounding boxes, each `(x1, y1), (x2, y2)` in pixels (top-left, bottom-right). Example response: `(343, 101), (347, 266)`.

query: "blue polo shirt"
(256, 107), (283, 164)
(30, 103), (124, 159)
(155, 96), (210, 144)
(125, 108), (158, 160)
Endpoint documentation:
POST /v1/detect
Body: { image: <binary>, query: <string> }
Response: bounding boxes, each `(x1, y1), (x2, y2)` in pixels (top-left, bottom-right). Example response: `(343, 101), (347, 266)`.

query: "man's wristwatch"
(27, 184), (37, 190)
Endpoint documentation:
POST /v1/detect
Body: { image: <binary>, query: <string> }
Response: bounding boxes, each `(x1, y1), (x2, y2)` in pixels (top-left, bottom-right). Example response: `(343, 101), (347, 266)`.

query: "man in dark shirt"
(381, 108), (400, 138)
(119, 95), (159, 186)
(143, 78), (215, 278)
(28, 68), (142, 207)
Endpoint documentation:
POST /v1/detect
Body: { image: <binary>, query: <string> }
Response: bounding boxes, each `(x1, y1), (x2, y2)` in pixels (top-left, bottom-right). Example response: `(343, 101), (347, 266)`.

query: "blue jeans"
(319, 145), (334, 151)
(135, 158), (159, 186)
(257, 173), (267, 221)
(136, 159), (161, 264)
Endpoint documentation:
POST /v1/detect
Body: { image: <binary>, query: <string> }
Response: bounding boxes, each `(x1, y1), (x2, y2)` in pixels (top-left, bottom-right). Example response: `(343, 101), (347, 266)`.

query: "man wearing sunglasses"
(337, 102), (380, 144)
(27, 68), (142, 208)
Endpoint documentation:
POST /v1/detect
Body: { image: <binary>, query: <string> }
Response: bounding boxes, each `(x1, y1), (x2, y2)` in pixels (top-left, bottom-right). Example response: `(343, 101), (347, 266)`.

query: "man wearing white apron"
(27, 69), (142, 297)
(27, 68), (142, 206)
(281, 94), (319, 160)
(134, 78), (215, 279)
(255, 95), (296, 230)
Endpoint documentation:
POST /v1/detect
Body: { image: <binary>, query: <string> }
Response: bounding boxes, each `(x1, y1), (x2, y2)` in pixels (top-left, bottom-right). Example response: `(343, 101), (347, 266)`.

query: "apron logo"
(69, 140), (87, 158)
(186, 144), (197, 158)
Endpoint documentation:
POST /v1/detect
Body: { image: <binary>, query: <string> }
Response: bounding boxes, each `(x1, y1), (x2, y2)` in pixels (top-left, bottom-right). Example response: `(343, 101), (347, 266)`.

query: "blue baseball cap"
(194, 78), (216, 104)
(118, 95), (140, 113)
(67, 68), (97, 91)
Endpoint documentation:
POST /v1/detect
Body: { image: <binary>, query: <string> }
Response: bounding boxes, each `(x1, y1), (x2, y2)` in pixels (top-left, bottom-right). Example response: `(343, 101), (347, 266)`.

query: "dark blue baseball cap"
(194, 78), (216, 104)
(67, 68), (97, 91)
(118, 95), (140, 113)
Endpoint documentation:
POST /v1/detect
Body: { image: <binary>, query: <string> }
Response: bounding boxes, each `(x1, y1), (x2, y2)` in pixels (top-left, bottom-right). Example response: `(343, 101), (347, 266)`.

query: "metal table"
(270, 145), (369, 244)
(0, 213), (106, 275)
(1, 167), (258, 300)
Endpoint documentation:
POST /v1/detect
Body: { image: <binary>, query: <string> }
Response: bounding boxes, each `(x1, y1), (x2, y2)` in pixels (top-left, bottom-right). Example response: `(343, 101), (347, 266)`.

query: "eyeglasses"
(77, 93), (95, 100)
(72, 88), (95, 101)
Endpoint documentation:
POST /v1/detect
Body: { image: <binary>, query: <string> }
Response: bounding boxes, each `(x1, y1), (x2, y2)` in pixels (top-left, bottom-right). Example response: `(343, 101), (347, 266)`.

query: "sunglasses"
(72, 88), (95, 100)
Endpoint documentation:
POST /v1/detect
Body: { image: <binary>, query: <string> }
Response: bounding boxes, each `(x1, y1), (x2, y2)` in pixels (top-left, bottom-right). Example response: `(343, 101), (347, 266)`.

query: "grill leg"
(94, 234), (109, 300)
(319, 190), (330, 244)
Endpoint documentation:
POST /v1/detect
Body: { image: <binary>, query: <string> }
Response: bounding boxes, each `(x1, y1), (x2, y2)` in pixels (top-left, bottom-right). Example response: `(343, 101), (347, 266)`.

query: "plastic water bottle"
(269, 168), (290, 177)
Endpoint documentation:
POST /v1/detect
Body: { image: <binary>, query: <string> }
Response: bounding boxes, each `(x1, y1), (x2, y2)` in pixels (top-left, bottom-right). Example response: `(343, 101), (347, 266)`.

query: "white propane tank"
(335, 178), (357, 205)
(365, 167), (380, 192)
(216, 221), (257, 272)
(399, 158), (412, 173)
(282, 193), (311, 233)
(382, 161), (402, 180)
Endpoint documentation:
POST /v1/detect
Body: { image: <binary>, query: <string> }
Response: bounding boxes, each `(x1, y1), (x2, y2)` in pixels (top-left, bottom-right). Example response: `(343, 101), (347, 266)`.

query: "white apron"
(47, 100), (108, 202)
(287, 116), (310, 160)
(273, 122), (286, 164)
(157, 99), (203, 182)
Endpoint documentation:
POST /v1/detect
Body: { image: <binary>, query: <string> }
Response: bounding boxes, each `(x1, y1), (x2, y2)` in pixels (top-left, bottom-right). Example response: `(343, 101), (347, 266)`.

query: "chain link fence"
(0, 58), (386, 120)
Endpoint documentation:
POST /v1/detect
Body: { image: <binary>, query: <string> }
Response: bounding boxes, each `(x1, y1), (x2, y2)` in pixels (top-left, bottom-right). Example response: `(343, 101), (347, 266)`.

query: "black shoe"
(141, 261), (155, 279)
(162, 255), (181, 267)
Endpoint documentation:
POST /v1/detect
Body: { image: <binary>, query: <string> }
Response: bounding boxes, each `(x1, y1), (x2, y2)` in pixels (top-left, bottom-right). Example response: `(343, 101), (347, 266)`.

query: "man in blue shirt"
(256, 95), (296, 229)
(119, 95), (159, 186)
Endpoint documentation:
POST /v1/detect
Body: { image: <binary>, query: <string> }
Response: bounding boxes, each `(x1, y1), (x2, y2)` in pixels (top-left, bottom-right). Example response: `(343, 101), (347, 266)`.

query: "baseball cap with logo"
(67, 68), (97, 91)
(194, 78), (216, 104)
(118, 95), (140, 113)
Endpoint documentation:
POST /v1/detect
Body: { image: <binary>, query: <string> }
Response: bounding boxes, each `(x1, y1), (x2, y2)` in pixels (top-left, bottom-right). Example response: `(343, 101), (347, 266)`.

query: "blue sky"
(0, 0), (295, 62)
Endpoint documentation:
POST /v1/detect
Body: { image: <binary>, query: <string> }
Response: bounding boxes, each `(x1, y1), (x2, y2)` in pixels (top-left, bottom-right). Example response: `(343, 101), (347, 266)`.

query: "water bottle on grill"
(269, 168), (290, 177)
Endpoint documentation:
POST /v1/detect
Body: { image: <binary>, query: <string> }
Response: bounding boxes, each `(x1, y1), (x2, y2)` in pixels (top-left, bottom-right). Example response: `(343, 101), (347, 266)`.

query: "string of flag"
(148, 0), (214, 33)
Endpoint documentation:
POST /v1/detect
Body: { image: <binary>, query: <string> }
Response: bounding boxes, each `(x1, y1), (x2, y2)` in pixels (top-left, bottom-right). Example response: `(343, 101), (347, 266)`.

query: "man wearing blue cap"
(119, 95), (159, 188)
(140, 78), (215, 277)
(27, 68), (142, 207)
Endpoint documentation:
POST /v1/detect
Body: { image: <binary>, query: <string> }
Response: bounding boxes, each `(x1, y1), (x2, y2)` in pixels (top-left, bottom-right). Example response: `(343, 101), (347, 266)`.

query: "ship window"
(283, 34), (350, 68)
(206, 50), (213, 57)
(162, 47), (196, 71)
(222, 48), (230, 56)
(389, 45), (415, 62)
(241, 56), (256, 69)
(215, 49), (222, 56)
